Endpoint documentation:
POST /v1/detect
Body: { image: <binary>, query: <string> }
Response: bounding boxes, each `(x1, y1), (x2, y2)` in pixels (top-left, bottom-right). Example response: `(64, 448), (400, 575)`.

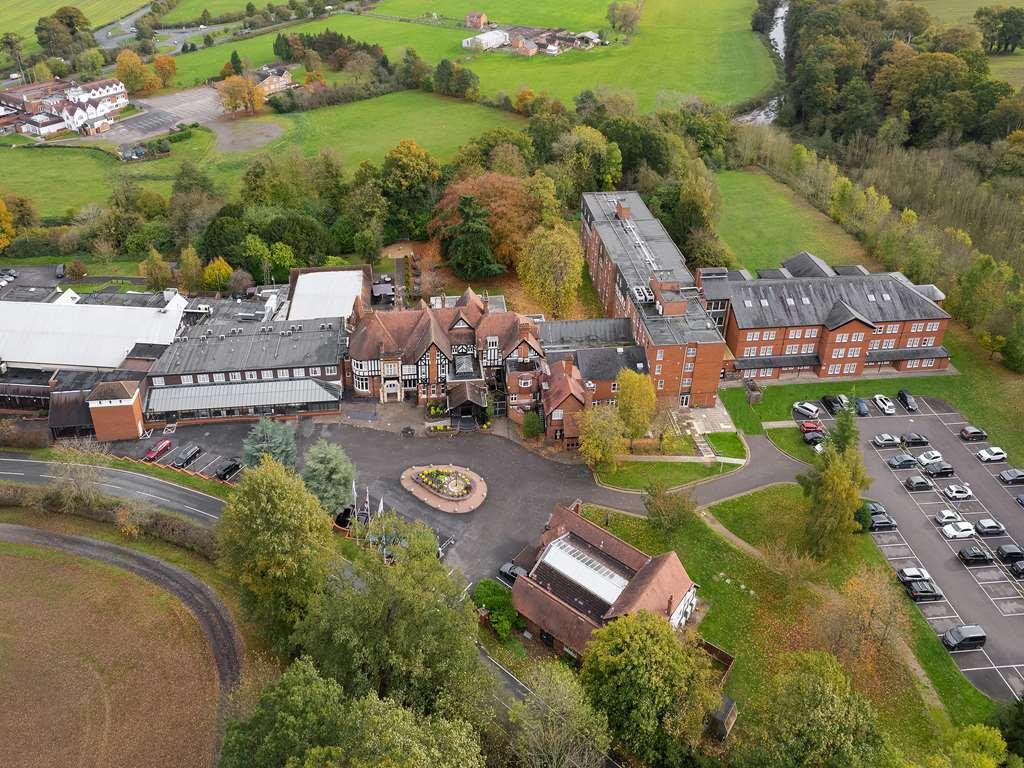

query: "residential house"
(511, 500), (698, 658)
(465, 11), (488, 28)
(696, 252), (951, 381)
(252, 66), (293, 98)
(511, 35), (538, 56)
(540, 359), (592, 450)
(0, 78), (127, 136)
(18, 112), (66, 136)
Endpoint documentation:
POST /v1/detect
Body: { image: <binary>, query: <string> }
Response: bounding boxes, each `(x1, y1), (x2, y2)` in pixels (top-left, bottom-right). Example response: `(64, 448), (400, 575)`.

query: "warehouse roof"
(146, 378), (340, 413)
(287, 269), (364, 321)
(537, 318), (633, 352)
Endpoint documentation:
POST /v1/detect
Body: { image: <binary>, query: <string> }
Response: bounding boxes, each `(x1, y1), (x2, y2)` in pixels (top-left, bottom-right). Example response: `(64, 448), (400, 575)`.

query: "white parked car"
(873, 394), (896, 415)
(978, 447), (1007, 463)
(944, 484), (974, 501)
(199, 23), (208, 29)
(917, 450), (944, 467)
(793, 401), (820, 418)
(934, 509), (961, 525)
(942, 521), (975, 539)
(872, 433), (900, 448)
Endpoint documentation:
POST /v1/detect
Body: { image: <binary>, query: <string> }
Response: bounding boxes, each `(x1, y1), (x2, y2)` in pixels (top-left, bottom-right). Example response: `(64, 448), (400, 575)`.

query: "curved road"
(0, 523), (241, 689)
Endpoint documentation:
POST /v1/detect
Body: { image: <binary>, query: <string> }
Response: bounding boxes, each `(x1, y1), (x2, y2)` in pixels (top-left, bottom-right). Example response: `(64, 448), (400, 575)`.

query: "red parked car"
(144, 439), (172, 461)
(799, 420), (826, 434)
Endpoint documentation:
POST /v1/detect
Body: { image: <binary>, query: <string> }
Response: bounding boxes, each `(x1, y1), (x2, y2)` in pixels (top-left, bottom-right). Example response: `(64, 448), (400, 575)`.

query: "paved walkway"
(690, 435), (807, 507)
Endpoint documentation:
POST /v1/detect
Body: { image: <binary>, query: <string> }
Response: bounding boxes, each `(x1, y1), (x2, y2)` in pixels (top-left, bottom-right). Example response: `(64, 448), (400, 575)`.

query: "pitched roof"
(574, 345), (647, 381)
(447, 380), (487, 409)
(542, 359), (587, 412)
(511, 576), (601, 654)
(606, 551), (695, 620)
(823, 299), (875, 330)
(782, 251), (836, 278)
(87, 380), (139, 401)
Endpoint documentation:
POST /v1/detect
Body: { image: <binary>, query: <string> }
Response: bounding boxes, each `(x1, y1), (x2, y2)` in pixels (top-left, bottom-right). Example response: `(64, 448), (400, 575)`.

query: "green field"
(171, 0), (775, 107)
(716, 169), (869, 272)
(989, 52), (1024, 89)
(162, 0), (252, 24)
(0, 0), (142, 55)
(0, 91), (523, 217)
(914, 0), (980, 23)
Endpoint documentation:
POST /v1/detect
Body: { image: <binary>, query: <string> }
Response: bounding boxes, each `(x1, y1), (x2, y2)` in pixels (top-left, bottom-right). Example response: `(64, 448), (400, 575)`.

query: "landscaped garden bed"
(415, 467), (473, 499)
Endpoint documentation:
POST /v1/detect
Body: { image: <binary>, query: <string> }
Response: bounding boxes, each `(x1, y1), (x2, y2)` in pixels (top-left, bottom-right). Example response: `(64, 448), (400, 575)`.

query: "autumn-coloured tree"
(142, 246), (173, 290)
(202, 256), (233, 291)
(615, 369), (657, 444)
(516, 221), (584, 317)
(430, 172), (543, 267)
(577, 405), (626, 469)
(153, 54), (176, 88)
(818, 565), (909, 669)
(0, 197), (14, 251)
(115, 49), (148, 93)
(218, 75), (264, 116)
(178, 245), (203, 294)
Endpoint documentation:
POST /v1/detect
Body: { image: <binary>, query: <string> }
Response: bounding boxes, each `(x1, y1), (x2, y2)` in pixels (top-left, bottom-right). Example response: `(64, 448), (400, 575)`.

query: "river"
(734, 2), (788, 125)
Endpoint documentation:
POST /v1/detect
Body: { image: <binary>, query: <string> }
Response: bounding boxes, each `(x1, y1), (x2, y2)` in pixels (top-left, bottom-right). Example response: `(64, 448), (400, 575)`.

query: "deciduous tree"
(615, 369), (657, 445)
(153, 54), (176, 87)
(0, 198), (14, 251)
(577, 404), (626, 469)
(73, 47), (104, 79)
(202, 255), (233, 291)
(643, 479), (697, 532)
(142, 246), (173, 290)
(516, 221), (583, 317)
(301, 439), (356, 516)
(116, 49), (148, 94)
(216, 457), (333, 650)
(178, 245), (203, 293)
(242, 417), (297, 468)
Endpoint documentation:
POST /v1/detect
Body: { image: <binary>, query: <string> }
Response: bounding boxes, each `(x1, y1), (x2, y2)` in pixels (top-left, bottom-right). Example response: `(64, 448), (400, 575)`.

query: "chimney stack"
(615, 201), (631, 221)
(666, 593), (674, 616)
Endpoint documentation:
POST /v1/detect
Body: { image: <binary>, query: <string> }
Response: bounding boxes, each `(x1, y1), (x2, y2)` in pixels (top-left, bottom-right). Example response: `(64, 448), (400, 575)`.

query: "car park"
(1011, 561), (1024, 578)
(975, 518), (1006, 537)
(803, 431), (826, 445)
(499, 562), (528, 582)
(905, 475), (935, 491)
(888, 453), (918, 469)
(960, 425), (988, 442)
(941, 521), (975, 539)
(905, 579), (944, 602)
(916, 450), (943, 467)
(944, 484), (973, 501)
(958, 545), (995, 565)
(215, 458), (242, 481)
(172, 443), (202, 468)
(896, 566), (930, 583)
(793, 401), (820, 418)
(872, 433), (900, 448)
(897, 389), (918, 412)
(873, 394), (896, 415)
(942, 624), (987, 651)
(854, 397), (869, 416)
(143, 439), (173, 461)
(997, 468), (1024, 485)
(799, 419), (825, 434)
(977, 447), (1007, 463)
(869, 513), (898, 531)
(934, 509), (961, 525)
(861, 500), (887, 516)
(997, 544), (1024, 564)
(821, 394), (849, 415)
(925, 461), (955, 478)
(900, 432), (929, 448)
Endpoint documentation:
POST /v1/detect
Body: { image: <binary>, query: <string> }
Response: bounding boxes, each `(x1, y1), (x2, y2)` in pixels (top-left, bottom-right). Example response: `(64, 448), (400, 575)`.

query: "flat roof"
(0, 294), (186, 370)
(287, 270), (363, 321)
(146, 378), (340, 413)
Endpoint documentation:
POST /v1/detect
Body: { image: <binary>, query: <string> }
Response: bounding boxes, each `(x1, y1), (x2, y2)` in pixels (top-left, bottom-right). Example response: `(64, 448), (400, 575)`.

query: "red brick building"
(696, 253), (951, 381)
(86, 381), (145, 442)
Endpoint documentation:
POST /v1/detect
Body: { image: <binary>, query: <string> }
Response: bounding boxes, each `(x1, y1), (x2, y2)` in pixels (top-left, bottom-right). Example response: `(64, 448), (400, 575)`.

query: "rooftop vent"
(801, 297), (811, 305)
(868, 293), (876, 302)
(759, 299), (769, 307)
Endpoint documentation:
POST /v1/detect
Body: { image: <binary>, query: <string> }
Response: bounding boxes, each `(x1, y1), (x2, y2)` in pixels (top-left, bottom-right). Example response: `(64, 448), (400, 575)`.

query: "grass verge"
(764, 427), (816, 464)
(595, 459), (735, 491)
(705, 431), (746, 459)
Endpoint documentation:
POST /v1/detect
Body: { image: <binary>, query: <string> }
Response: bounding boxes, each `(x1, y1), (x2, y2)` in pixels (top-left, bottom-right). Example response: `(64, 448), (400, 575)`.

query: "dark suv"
(898, 390), (918, 412)
(905, 475), (935, 491)
(998, 468), (1024, 485)
(960, 425), (988, 442)
(900, 432), (929, 448)
(905, 579), (943, 602)
(924, 461), (955, 478)
(958, 546), (995, 565)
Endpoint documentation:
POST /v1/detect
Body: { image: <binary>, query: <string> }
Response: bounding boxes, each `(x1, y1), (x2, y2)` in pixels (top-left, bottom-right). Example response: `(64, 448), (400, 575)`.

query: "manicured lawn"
(0, 0), (142, 55)
(716, 169), (869, 273)
(171, 0), (775, 107)
(705, 431), (746, 459)
(162, 0), (253, 23)
(0, 146), (120, 218)
(595, 459), (735, 490)
(765, 427), (816, 465)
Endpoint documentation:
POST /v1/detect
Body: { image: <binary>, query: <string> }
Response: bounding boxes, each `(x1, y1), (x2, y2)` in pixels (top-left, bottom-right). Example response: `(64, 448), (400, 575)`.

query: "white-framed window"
(923, 336), (935, 347)
(552, 409), (564, 421)
(926, 321), (940, 332)
(828, 364), (841, 375)
(684, 362), (694, 372)
(760, 368), (772, 377)
(836, 333), (849, 343)
(509, 393), (518, 403)
(180, 374), (194, 385)
(519, 377), (532, 389)
(277, 369), (289, 378)
(657, 379), (665, 390)
(911, 322), (924, 333)
(687, 347), (696, 357)
(843, 363), (857, 374)
(760, 345), (772, 356)
(229, 371), (242, 382)
(383, 362), (398, 377)
(906, 338), (920, 348)
(611, 381), (619, 393)
(245, 371), (258, 381)
(292, 368), (304, 377)
(886, 324), (899, 334)
(801, 344), (815, 354)
(832, 348), (845, 359)
(151, 376), (165, 387)
(868, 340), (881, 350)
(747, 331), (760, 342)
(852, 332), (864, 342)
(923, 358), (935, 367)
(261, 370), (274, 380)
(788, 328), (803, 339)
(873, 326), (884, 334)
(197, 374), (210, 384)
(354, 375), (369, 392)
(325, 366), (337, 376)
(806, 328), (818, 338)
(487, 336), (498, 349)
(882, 339), (896, 349)
(309, 367), (321, 377)
(656, 349), (665, 361)
(655, 364), (662, 375)
(213, 373), (226, 383)
(907, 359), (920, 368)
(848, 347), (861, 357)
(682, 378), (692, 387)
(743, 347), (757, 358)
(764, 330), (777, 340)
(785, 344), (798, 354)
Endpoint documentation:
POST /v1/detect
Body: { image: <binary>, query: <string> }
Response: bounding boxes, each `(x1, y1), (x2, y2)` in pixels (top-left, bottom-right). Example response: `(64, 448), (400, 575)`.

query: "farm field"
(161, 0), (253, 24)
(716, 169), (869, 272)
(0, 91), (523, 217)
(989, 52), (1024, 89)
(0, 0), (141, 54)
(171, 0), (775, 107)
(0, 540), (219, 768)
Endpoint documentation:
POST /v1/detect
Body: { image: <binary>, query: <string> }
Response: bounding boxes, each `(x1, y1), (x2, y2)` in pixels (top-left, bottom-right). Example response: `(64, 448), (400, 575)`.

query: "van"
(172, 443), (202, 468)
(942, 624), (986, 651)
(55, 263), (65, 279)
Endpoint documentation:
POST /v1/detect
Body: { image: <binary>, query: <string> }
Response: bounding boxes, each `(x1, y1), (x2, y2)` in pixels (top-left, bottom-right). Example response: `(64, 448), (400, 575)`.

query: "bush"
(472, 578), (523, 640)
(854, 503), (872, 532)
(4, 228), (52, 259)
(0, 420), (50, 449)
(521, 411), (542, 439)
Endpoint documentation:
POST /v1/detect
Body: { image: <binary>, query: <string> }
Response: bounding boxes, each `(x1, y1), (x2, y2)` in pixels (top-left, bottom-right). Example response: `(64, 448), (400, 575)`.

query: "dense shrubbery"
(471, 578), (523, 639)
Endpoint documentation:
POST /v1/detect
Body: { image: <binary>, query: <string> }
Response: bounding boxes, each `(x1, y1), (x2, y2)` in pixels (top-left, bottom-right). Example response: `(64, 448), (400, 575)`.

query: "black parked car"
(821, 394), (849, 415)
(888, 454), (918, 469)
(900, 432), (929, 448)
(861, 500), (887, 516)
(1011, 561), (1024, 579)
(803, 431), (826, 445)
(960, 425), (988, 442)
(975, 518), (1006, 537)
(854, 397), (869, 416)
(215, 458), (242, 481)
(905, 579), (944, 602)
(905, 475), (935, 491)
(898, 389), (918, 412)
(869, 513), (898, 531)
(924, 461), (955, 478)
(997, 545), (1024, 564)
(997, 468), (1024, 485)
(958, 545), (995, 565)
(172, 443), (202, 468)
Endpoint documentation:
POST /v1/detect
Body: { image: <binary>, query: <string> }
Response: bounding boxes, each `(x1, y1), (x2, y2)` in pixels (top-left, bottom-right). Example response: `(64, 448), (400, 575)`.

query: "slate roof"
(782, 251), (836, 278)
(537, 318), (633, 352)
(866, 345), (950, 362)
(574, 345), (647, 381)
(823, 299), (876, 330)
(86, 380), (139, 401)
(48, 390), (92, 429)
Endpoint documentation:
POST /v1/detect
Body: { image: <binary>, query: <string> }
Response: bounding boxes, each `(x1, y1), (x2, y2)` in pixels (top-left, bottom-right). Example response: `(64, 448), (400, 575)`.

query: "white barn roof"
(287, 270), (363, 321)
(0, 294), (186, 370)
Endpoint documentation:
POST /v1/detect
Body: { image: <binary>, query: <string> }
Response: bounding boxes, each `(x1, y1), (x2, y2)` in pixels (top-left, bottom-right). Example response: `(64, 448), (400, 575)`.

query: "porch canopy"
(446, 381), (488, 412)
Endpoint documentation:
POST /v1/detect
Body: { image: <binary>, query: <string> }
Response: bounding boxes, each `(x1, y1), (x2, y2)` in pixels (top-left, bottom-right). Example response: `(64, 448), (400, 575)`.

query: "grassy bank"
(764, 427), (816, 464)
(705, 431), (746, 459)
(595, 459), (735, 491)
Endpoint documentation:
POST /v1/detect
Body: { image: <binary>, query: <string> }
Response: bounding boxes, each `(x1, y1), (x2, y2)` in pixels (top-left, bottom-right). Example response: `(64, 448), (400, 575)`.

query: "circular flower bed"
(416, 467), (473, 499)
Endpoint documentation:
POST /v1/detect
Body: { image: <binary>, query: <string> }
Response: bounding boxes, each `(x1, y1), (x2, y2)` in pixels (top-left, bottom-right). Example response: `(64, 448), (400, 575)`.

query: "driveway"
(808, 396), (1024, 701)
(88, 86), (223, 145)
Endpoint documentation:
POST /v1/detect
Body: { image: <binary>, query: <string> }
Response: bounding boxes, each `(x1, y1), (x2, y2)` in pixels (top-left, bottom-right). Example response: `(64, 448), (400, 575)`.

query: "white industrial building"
(462, 29), (510, 50)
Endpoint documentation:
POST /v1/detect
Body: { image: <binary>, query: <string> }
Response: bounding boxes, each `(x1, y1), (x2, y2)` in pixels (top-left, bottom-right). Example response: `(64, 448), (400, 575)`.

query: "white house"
(18, 112), (66, 136)
(461, 29), (510, 50)
(66, 78), (128, 105)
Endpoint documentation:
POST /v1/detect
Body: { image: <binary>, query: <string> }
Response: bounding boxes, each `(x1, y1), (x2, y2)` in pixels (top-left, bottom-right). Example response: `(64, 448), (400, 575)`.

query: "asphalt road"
(0, 454), (224, 525)
(804, 396), (1024, 701)
(0, 523), (241, 689)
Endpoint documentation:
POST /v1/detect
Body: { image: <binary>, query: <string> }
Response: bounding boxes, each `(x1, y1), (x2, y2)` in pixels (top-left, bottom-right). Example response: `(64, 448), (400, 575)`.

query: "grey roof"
(823, 300), (875, 330)
(756, 267), (792, 279)
(833, 265), (871, 276)
(538, 318), (633, 352)
(702, 273), (949, 330)
(733, 353), (820, 370)
(48, 390), (91, 429)
(150, 318), (342, 376)
(77, 290), (172, 308)
(782, 252), (836, 278)
(867, 346), (950, 363)
(913, 284), (946, 302)
(641, 293), (723, 346)
(146, 378), (339, 414)
(126, 342), (169, 359)
(574, 346), (647, 381)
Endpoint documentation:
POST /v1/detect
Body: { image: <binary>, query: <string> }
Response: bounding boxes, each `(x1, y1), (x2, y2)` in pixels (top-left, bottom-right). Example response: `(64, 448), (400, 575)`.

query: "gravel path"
(0, 524), (241, 690)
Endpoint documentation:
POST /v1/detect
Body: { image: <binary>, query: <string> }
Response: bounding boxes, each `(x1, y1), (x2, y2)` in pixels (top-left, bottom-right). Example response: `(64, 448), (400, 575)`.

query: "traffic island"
(400, 464), (487, 514)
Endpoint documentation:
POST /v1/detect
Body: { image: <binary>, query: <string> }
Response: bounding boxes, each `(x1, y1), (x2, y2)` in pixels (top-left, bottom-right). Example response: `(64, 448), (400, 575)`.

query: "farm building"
(462, 29), (510, 50)
(465, 11), (488, 29)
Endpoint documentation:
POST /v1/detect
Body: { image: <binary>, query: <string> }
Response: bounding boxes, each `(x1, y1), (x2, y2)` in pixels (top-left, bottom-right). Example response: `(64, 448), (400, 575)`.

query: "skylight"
(801, 297), (811, 305)
(867, 293), (876, 301)
(542, 536), (629, 604)
(759, 299), (769, 307)
(743, 299), (753, 308)
(786, 297), (795, 306)
(882, 293), (891, 301)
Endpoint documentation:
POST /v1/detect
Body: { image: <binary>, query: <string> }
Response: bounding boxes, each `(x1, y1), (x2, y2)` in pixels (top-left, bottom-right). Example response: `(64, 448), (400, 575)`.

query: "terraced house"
(696, 253), (950, 381)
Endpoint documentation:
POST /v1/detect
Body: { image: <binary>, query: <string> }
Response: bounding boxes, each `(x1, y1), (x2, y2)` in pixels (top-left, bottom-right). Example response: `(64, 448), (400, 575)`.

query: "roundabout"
(400, 464), (487, 514)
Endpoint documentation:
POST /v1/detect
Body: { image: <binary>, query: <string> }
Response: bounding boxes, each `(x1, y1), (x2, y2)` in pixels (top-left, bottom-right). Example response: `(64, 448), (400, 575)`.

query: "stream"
(734, 2), (788, 125)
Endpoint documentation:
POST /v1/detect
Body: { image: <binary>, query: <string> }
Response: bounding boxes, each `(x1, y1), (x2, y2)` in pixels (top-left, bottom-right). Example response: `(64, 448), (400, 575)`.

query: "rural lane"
(0, 523), (241, 689)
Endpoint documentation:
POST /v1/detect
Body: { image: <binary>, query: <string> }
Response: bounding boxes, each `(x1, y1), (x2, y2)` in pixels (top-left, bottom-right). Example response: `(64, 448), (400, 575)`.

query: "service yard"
(801, 394), (1024, 701)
